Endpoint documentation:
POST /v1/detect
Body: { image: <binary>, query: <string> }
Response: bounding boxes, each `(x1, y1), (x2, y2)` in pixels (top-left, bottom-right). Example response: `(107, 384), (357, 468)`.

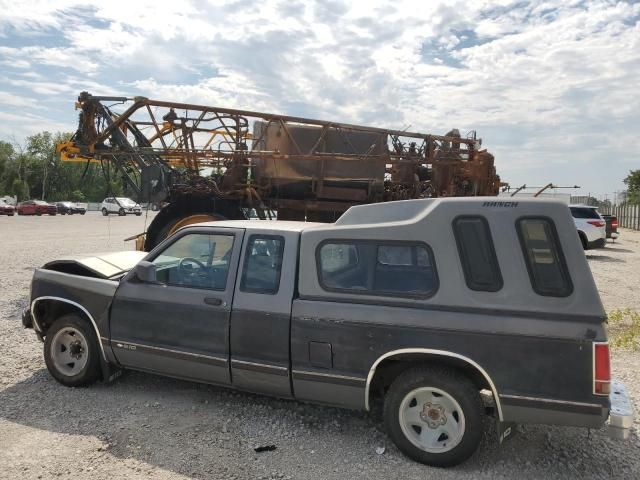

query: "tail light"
(593, 342), (611, 395)
(612, 218), (618, 229)
(587, 220), (605, 228)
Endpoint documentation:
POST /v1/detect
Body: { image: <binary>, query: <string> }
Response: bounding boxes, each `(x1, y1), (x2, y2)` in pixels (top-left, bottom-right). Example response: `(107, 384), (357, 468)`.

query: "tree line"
(624, 170), (640, 204)
(0, 131), (125, 203)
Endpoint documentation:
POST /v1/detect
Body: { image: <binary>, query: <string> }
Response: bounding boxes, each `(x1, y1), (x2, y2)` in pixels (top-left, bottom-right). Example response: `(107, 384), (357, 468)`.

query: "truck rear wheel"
(384, 366), (483, 467)
(44, 314), (101, 387)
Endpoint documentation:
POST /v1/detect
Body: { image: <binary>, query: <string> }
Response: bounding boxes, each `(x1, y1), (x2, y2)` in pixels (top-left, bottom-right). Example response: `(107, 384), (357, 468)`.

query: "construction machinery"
(57, 92), (502, 251)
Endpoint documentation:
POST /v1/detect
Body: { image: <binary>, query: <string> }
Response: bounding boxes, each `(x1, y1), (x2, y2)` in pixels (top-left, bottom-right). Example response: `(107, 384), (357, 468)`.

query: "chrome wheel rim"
(51, 327), (89, 376)
(399, 386), (466, 453)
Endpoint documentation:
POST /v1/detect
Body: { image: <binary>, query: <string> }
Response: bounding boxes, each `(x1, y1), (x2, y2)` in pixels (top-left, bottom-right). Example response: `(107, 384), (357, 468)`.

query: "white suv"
(569, 205), (606, 250)
(101, 197), (142, 216)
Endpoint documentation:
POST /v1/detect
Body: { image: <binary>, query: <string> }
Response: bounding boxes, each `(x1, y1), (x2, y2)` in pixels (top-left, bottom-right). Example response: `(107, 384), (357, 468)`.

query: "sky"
(0, 0), (638, 198)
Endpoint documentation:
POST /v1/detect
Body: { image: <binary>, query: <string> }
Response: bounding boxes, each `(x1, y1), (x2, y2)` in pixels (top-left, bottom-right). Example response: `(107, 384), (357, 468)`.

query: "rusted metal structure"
(57, 92), (502, 250)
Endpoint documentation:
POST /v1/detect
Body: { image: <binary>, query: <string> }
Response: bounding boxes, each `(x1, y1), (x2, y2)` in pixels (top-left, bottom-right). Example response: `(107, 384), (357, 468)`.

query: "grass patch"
(607, 308), (640, 350)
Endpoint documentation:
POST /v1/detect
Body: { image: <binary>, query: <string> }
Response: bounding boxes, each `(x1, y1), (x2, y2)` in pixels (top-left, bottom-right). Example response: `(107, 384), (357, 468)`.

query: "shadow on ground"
(0, 369), (637, 479)
(603, 247), (634, 253)
(586, 255), (626, 263)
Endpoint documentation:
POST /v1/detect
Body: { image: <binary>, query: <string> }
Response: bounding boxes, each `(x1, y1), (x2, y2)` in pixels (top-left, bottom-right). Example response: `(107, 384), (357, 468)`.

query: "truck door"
(229, 230), (297, 397)
(109, 227), (244, 386)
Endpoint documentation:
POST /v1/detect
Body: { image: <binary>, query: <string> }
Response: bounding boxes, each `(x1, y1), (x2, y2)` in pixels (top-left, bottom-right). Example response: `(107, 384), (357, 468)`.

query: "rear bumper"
(608, 380), (634, 440)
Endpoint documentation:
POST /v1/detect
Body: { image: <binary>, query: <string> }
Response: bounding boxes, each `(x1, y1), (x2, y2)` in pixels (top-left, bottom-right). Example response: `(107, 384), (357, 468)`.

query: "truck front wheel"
(44, 314), (101, 387)
(384, 366), (484, 467)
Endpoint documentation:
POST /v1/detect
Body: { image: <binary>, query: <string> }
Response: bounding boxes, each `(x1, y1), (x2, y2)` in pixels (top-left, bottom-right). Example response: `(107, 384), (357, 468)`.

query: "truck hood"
(43, 251), (147, 279)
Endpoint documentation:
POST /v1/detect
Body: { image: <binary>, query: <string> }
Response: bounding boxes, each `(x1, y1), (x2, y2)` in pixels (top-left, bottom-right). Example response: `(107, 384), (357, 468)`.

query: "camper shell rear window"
(516, 217), (573, 297)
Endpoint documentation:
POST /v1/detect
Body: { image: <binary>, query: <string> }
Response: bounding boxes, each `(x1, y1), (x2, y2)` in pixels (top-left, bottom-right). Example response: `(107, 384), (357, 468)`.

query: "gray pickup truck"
(22, 198), (633, 467)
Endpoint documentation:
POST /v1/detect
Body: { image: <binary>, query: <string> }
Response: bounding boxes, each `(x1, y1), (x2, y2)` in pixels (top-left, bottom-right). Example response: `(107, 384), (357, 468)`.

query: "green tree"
(69, 190), (86, 202)
(10, 177), (29, 200)
(1, 131), (127, 203)
(624, 170), (640, 204)
(0, 141), (14, 192)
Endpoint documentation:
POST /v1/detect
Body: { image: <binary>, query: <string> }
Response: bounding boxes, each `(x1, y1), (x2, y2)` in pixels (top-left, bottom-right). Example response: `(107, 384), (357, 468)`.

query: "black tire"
(81, 211), (86, 215)
(102, 208), (108, 216)
(118, 208), (126, 216)
(44, 314), (101, 387)
(384, 366), (484, 467)
(578, 231), (588, 250)
(143, 197), (245, 251)
(135, 212), (142, 216)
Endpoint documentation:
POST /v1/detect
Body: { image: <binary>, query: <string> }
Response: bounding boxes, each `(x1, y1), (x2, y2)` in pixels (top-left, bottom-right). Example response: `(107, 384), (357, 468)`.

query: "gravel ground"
(0, 213), (639, 479)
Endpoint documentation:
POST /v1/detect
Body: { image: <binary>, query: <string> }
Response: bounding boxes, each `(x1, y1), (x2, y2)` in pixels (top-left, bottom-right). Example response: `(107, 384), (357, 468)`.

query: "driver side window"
(152, 233), (234, 290)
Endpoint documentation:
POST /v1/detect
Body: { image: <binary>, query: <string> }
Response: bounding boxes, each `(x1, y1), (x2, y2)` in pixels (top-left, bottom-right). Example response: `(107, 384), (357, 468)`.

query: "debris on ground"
(254, 445), (277, 453)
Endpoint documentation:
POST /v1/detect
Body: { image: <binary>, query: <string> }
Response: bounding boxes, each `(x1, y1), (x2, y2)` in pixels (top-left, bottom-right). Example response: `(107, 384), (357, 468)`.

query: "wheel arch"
(577, 230), (588, 248)
(365, 348), (503, 421)
(31, 296), (107, 362)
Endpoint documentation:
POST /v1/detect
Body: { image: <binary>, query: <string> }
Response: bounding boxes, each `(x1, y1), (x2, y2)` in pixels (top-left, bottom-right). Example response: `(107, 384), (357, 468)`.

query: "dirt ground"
(0, 213), (638, 479)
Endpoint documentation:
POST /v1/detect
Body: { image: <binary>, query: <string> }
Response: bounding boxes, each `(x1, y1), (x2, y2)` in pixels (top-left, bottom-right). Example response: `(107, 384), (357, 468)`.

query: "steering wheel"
(178, 257), (207, 272)
(177, 257), (211, 286)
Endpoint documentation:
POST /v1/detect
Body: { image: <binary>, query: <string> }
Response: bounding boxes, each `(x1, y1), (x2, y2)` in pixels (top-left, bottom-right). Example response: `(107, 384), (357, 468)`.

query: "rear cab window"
(317, 241), (438, 298)
(240, 235), (285, 294)
(517, 217), (573, 297)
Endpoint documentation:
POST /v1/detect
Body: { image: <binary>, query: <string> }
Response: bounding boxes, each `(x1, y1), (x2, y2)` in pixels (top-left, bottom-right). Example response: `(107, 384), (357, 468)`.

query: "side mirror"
(133, 261), (158, 283)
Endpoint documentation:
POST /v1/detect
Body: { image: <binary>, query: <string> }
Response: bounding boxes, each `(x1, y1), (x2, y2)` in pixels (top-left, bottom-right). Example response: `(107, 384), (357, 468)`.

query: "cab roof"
(196, 219), (323, 232)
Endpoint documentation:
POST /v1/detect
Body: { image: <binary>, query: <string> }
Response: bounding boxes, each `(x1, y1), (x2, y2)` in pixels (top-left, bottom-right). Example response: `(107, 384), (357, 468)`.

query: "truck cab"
(24, 198), (633, 467)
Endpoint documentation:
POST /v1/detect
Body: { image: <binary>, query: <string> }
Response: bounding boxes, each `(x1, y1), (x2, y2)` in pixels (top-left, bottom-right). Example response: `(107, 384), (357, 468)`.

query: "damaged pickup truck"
(23, 198), (633, 467)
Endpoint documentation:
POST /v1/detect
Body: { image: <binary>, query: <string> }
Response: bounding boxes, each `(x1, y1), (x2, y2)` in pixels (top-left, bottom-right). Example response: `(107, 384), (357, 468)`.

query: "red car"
(0, 200), (15, 216)
(17, 200), (57, 216)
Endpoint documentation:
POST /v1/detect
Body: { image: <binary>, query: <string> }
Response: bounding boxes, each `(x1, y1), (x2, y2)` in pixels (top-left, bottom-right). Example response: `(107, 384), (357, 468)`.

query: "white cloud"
(0, 90), (34, 107)
(0, 0), (638, 196)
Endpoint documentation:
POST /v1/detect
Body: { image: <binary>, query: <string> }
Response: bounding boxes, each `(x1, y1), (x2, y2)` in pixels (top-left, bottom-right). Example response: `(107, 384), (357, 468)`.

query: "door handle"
(204, 297), (223, 306)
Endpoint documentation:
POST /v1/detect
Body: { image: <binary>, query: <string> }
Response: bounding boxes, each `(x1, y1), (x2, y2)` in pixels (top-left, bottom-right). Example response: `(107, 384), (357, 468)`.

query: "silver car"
(101, 197), (142, 216)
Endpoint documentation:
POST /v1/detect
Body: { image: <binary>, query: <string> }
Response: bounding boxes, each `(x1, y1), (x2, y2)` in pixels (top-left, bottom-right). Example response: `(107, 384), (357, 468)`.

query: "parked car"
(0, 199), (15, 216)
(16, 200), (57, 216)
(23, 198), (633, 467)
(601, 214), (619, 241)
(55, 201), (87, 215)
(101, 197), (142, 216)
(569, 205), (606, 249)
